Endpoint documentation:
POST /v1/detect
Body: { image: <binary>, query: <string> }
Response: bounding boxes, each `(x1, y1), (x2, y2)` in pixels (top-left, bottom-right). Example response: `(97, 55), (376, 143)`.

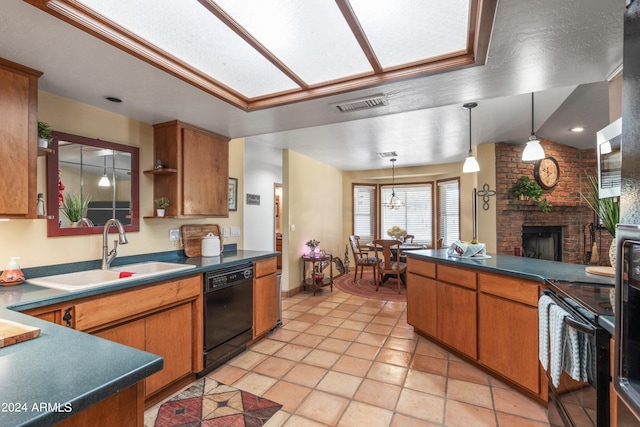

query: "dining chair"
(348, 235), (377, 280)
(371, 239), (407, 294)
(403, 234), (415, 243)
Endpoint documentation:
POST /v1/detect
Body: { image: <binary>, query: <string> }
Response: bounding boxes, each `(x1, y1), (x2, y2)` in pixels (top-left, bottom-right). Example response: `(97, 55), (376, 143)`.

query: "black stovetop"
(546, 280), (615, 321)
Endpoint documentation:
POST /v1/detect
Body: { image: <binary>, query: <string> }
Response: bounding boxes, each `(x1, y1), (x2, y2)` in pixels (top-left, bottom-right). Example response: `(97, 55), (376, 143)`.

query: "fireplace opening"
(522, 226), (562, 261)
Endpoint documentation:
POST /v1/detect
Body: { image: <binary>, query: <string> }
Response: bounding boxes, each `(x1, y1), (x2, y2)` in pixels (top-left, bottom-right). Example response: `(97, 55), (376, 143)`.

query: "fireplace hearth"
(522, 226), (562, 261)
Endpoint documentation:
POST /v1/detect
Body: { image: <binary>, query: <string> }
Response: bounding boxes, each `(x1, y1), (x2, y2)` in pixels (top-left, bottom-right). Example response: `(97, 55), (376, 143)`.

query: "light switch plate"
(223, 227), (230, 238)
(169, 229), (180, 242)
(231, 226), (241, 237)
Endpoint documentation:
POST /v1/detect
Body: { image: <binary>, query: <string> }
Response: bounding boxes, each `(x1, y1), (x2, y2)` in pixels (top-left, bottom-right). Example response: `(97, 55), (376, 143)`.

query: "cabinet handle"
(63, 307), (73, 327)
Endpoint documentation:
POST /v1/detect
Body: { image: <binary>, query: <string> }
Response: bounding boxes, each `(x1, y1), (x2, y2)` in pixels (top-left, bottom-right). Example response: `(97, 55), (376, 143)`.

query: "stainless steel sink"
(29, 262), (196, 291)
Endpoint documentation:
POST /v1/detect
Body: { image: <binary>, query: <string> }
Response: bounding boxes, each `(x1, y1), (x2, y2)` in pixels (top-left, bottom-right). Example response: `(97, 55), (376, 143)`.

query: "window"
(380, 184), (433, 246)
(353, 184), (376, 242)
(437, 179), (460, 247)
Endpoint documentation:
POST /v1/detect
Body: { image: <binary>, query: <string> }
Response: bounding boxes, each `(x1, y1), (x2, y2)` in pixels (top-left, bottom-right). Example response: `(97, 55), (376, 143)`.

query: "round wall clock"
(534, 156), (560, 190)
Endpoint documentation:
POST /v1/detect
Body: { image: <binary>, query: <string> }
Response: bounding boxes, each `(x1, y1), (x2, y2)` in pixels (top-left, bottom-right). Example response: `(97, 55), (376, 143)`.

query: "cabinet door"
(0, 61), (39, 218)
(437, 281), (477, 359)
(478, 293), (539, 393)
(95, 319), (145, 351)
(182, 127), (229, 216)
(145, 303), (193, 397)
(254, 273), (278, 338)
(406, 273), (437, 337)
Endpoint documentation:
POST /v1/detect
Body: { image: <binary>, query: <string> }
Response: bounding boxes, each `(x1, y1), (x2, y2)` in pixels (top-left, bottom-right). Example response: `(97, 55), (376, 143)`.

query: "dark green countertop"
(406, 249), (615, 286)
(0, 249), (277, 427)
(406, 249), (616, 334)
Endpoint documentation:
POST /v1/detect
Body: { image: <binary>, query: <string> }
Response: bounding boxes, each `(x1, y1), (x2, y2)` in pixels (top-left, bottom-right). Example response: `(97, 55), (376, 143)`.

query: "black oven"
(614, 224), (640, 424)
(543, 282), (613, 427)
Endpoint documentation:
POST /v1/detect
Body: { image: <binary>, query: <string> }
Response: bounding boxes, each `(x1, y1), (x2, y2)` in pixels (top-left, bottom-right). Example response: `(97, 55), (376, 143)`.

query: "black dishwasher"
(199, 263), (253, 377)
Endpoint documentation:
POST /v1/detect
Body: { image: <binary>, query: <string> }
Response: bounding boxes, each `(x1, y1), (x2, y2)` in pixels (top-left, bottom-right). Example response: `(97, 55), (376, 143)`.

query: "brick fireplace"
(494, 139), (613, 265)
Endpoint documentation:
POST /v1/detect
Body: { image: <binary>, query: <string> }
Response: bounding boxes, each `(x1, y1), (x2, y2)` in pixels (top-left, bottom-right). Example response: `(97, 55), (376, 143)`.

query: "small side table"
(301, 253), (333, 295)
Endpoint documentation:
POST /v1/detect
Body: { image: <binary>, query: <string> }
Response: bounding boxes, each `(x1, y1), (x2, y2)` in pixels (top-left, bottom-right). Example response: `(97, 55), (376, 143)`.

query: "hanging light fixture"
(522, 92), (545, 161)
(384, 158), (403, 210)
(98, 155), (110, 187)
(462, 102), (480, 173)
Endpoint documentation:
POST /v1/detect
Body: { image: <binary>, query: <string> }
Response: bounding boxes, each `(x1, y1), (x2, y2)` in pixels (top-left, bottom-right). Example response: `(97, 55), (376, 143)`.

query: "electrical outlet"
(169, 229), (180, 242)
(231, 226), (241, 237)
(223, 227), (230, 238)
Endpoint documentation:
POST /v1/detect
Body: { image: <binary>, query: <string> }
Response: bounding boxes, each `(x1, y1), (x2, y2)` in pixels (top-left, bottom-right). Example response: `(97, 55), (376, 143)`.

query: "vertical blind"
(380, 184), (433, 246)
(353, 184), (376, 242)
(437, 179), (460, 247)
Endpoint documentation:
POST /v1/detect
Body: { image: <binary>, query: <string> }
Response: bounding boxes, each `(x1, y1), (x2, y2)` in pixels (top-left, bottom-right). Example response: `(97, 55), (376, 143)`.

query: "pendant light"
(385, 158), (403, 210)
(522, 92), (545, 161)
(462, 102), (480, 173)
(98, 155), (110, 187)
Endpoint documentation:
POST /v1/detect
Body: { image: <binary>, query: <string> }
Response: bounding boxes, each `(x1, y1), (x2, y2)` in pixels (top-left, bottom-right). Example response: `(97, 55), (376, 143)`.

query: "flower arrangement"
(387, 225), (407, 241)
(306, 239), (320, 251)
(61, 193), (91, 223)
(155, 196), (170, 209)
(580, 175), (619, 238)
(510, 176), (550, 213)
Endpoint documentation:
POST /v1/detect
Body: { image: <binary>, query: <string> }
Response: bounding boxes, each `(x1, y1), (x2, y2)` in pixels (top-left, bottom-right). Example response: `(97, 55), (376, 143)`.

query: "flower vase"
(157, 208), (165, 217)
(609, 239), (617, 268)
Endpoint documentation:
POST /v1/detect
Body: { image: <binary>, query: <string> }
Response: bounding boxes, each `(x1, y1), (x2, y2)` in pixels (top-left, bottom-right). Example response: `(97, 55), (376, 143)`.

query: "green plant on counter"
(61, 193), (91, 223)
(511, 176), (551, 213)
(155, 196), (170, 209)
(580, 174), (619, 237)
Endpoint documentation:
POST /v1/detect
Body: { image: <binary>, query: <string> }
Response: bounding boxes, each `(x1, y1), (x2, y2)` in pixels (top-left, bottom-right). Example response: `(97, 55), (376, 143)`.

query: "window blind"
(353, 184), (376, 242)
(380, 184), (433, 245)
(438, 179), (460, 247)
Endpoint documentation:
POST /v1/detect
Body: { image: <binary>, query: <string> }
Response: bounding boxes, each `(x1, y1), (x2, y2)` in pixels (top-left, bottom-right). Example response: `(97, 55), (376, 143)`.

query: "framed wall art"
(228, 177), (238, 211)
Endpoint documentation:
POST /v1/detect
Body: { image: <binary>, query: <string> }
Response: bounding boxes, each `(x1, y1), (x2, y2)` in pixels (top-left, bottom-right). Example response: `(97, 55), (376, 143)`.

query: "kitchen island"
(0, 249), (277, 427)
(405, 249), (614, 404)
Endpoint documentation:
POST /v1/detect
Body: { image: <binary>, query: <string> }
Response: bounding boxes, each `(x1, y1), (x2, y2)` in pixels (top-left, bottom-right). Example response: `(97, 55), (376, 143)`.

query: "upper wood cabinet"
(148, 121), (230, 217)
(0, 57), (42, 218)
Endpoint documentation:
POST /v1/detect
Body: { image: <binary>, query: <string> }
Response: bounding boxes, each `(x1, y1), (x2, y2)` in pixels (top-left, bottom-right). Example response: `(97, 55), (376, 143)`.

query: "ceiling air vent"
(377, 151), (398, 158)
(333, 94), (388, 113)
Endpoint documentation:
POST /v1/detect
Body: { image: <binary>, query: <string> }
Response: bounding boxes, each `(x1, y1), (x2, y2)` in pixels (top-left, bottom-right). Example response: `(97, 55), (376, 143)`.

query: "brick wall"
(495, 139), (614, 265)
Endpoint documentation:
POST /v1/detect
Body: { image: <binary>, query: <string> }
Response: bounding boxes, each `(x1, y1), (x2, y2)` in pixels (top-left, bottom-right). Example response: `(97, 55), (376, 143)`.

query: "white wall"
(243, 139), (282, 251)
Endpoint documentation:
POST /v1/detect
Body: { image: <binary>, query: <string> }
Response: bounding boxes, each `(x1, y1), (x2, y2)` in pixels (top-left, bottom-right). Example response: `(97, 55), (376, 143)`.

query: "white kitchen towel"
(549, 303), (570, 388)
(563, 324), (583, 382)
(538, 295), (555, 371)
(447, 240), (487, 258)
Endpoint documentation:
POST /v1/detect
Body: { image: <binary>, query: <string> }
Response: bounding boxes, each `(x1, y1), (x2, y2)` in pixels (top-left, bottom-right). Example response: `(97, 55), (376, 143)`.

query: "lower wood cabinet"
(25, 274), (203, 407)
(253, 257), (278, 339)
(478, 293), (539, 393)
(406, 274), (437, 337)
(436, 280), (477, 359)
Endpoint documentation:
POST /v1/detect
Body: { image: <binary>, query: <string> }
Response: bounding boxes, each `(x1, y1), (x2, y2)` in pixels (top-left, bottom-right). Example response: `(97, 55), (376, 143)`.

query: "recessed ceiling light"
(377, 151), (398, 158)
(105, 96), (123, 103)
(570, 126), (584, 132)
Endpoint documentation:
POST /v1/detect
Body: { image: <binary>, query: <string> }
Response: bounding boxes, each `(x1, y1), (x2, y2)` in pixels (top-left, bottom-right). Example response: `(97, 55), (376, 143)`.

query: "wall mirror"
(46, 131), (140, 237)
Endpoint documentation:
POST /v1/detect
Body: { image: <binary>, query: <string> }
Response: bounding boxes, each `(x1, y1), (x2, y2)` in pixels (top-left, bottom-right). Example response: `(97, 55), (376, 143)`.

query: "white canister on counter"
(201, 232), (221, 257)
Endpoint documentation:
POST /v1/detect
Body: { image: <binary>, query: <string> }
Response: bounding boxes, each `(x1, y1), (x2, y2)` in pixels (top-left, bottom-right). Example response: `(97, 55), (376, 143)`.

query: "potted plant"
(580, 175), (620, 266)
(38, 121), (53, 149)
(61, 193), (91, 226)
(155, 196), (170, 217)
(511, 176), (551, 213)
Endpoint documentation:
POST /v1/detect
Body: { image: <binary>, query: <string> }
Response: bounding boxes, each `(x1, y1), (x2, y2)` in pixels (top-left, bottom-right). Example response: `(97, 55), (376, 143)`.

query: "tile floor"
(187, 289), (551, 426)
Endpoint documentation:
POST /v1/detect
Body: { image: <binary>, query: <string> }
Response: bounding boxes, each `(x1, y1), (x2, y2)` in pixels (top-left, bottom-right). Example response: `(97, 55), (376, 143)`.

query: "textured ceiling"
(0, 0), (625, 170)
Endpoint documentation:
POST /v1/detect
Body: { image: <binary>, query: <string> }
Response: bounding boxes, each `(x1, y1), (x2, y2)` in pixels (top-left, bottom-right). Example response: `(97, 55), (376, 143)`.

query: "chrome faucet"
(101, 219), (128, 270)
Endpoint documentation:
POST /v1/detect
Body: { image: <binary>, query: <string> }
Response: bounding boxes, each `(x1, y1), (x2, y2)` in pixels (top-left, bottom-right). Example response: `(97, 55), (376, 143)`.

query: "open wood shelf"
(143, 168), (178, 175)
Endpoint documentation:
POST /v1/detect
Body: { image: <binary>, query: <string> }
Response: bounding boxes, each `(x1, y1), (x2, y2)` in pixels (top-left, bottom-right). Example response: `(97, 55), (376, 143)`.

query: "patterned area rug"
(150, 378), (282, 427)
(334, 272), (406, 302)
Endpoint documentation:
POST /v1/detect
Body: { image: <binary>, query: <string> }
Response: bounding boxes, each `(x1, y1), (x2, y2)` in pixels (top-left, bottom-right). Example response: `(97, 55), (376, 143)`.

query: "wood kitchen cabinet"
(0, 57), (42, 219)
(26, 274), (203, 406)
(406, 260), (437, 337)
(149, 120), (230, 218)
(477, 272), (542, 395)
(253, 257), (279, 339)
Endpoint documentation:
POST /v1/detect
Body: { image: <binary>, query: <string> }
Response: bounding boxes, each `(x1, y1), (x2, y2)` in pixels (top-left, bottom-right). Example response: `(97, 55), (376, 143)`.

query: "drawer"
(478, 272), (540, 306)
(408, 259), (436, 278)
(74, 275), (201, 332)
(255, 257), (277, 278)
(437, 264), (477, 289)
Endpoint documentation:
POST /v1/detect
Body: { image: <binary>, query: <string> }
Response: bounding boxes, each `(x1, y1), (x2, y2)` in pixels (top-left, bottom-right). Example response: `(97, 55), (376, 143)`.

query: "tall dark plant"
(580, 175), (619, 237)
